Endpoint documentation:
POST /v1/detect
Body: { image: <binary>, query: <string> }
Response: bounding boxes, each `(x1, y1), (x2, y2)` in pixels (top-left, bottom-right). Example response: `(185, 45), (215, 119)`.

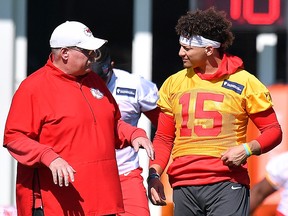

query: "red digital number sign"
(230, 0), (280, 25)
(196, 0), (285, 30)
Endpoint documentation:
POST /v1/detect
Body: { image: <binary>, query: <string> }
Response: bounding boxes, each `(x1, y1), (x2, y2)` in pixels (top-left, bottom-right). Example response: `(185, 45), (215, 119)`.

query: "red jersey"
(3, 57), (145, 216)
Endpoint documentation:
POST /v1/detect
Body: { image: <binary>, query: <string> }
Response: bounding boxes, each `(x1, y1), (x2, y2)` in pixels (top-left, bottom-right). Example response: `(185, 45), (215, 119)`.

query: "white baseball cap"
(50, 21), (107, 50)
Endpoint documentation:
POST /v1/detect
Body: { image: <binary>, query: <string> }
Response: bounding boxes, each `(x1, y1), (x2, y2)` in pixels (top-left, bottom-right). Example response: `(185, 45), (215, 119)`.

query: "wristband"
(243, 143), (252, 156)
(147, 173), (160, 183)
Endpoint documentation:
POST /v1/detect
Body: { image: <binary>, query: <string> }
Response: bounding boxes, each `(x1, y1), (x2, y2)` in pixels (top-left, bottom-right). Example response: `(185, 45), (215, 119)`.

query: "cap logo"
(84, 27), (92, 37)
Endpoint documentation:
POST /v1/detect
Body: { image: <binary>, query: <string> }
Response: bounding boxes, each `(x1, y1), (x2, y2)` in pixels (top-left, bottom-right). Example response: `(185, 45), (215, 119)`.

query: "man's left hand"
(132, 137), (155, 160)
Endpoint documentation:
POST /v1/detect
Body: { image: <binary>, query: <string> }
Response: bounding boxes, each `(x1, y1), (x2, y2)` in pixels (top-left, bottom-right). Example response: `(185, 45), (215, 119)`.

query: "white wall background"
(0, 0), (27, 208)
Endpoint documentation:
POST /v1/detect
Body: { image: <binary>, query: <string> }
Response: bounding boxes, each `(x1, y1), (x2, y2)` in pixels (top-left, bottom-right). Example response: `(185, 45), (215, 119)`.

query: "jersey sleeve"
(116, 119), (148, 148)
(157, 76), (174, 116)
(250, 108), (282, 153)
(244, 75), (273, 114)
(4, 83), (59, 167)
(150, 112), (175, 170)
(138, 76), (159, 112)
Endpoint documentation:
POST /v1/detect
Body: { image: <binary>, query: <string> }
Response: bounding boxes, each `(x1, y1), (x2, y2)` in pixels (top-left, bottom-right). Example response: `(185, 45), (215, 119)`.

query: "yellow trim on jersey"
(158, 68), (273, 158)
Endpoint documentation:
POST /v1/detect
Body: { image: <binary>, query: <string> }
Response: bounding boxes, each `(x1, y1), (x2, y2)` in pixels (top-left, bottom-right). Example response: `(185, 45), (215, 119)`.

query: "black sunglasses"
(67, 46), (101, 59)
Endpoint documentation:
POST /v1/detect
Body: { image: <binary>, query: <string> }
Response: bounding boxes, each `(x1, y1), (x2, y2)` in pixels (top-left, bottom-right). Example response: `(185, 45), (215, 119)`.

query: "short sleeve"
(244, 75), (273, 114)
(138, 77), (159, 112)
(157, 76), (174, 116)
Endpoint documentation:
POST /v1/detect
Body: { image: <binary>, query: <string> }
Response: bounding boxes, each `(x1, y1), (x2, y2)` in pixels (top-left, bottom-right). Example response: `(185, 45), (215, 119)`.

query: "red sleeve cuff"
(116, 120), (148, 148)
(41, 148), (60, 167)
(131, 129), (147, 141)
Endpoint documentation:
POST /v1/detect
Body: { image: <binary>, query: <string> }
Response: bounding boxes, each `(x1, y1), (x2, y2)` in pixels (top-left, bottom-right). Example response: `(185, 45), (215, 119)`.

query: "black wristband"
(147, 173), (160, 183)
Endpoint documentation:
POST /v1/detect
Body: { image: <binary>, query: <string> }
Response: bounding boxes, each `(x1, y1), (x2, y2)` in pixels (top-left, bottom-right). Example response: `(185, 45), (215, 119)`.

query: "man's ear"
(205, 46), (213, 56)
(61, 48), (69, 60)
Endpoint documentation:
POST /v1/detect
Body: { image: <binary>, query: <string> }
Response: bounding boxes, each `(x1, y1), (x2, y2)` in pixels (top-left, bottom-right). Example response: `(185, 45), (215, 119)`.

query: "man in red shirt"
(3, 21), (154, 216)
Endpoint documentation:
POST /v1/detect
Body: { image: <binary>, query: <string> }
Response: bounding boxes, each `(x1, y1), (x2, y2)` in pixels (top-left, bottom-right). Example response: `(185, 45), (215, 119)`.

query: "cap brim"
(77, 38), (107, 50)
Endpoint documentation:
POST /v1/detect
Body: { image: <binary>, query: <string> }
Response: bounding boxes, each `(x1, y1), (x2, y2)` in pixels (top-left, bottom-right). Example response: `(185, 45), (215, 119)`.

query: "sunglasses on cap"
(67, 46), (101, 59)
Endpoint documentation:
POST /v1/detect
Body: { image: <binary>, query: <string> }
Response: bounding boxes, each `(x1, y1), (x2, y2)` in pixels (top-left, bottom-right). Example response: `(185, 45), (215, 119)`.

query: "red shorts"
(118, 167), (150, 216)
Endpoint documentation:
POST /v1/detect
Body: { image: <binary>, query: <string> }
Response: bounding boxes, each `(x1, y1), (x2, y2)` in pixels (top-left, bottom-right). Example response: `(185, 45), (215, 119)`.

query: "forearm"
(149, 112), (175, 172)
(250, 178), (276, 213)
(149, 133), (173, 172)
(250, 187), (265, 213)
(250, 108), (282, 154)
(4, 137), (59, 167)
(116, 119), (147, 148)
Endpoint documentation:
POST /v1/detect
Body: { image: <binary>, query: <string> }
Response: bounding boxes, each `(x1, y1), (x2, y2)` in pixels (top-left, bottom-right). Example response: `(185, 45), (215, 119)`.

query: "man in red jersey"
(3, 21), (154, 216)
(147, 7), (282, 216)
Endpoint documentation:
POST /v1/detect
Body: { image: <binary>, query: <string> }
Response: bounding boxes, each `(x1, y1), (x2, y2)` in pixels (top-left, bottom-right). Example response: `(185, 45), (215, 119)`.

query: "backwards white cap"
(50, 21), (107, 50)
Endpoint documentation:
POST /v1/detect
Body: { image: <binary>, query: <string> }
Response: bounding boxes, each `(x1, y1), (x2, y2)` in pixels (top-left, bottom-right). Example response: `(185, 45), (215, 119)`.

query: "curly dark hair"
(175, 7), (234, 53)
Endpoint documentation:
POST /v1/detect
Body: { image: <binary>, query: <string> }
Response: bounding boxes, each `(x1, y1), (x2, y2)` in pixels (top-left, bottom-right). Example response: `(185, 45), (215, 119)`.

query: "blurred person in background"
(250, 151), (288, 216)
(92, 44), (160, 216)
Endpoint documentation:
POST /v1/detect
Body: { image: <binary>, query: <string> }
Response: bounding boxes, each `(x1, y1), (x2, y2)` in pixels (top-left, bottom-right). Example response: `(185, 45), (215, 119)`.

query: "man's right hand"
(148, 177), (167, 206)
(49, 157), (76, 187)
